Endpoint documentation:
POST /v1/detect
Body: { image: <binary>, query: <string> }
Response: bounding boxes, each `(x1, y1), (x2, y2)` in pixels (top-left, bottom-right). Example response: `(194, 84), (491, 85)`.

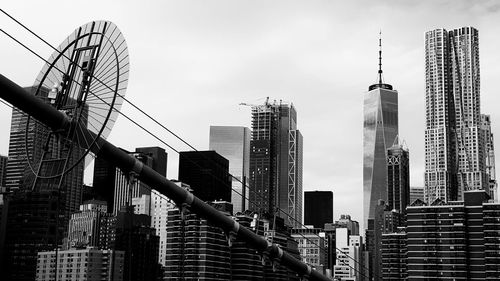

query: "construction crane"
(239, 97), (270, 107)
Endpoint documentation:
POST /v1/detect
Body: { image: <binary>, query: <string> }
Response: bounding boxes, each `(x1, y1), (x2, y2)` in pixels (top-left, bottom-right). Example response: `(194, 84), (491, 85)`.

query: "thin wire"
(0, 12), (372, 280)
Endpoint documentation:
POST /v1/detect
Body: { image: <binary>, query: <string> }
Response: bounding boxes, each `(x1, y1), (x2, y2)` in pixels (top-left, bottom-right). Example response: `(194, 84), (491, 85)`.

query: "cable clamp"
(271, 245), (283, 272)
(261, 241), (273, 266)
(131, 159), (144, 175)
(178, 192), (194, 221)
(225, 221), (240, 247)
(300, 265), (312, 280)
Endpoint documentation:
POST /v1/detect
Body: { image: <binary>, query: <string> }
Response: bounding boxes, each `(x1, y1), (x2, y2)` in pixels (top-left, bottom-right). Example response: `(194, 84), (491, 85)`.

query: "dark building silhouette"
(2, 87), (86, 281)
(381, 229), (407, 280)
(248, 100), (303, 227)
(90, 153), (117, 212)
(2, 190), (65, 281)
(135, 146), (167, 177)
(178, 150), (231, 202)
(387, 142), (410, 215)
(367, 200), (403, 281)
(304, 190), (333, 229)
(115, 208), (160, 281)
(0, 155), (7, 187)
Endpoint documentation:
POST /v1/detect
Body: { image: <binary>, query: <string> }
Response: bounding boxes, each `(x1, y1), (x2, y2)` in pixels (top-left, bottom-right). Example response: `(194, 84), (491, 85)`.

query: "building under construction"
(247, 99), (303, 228)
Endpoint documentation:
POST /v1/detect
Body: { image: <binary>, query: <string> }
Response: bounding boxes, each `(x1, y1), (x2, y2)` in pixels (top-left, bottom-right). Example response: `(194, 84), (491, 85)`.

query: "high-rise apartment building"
(165, 205), (231, 280)
(386, 142), (410, 214)
(66, 200), (113, 248)
(36, 248), (124, 281)
(407, 190), (500, 280)
(249, 100), (303, 227)
(178, 150), (232, 202)
(363, 40), (399, 227)
(209, 126), (251, 213)
(333, 228), (366, 280)
(304, 191), (333, 229)
(4, 87), (49, 190)
(381, 229), (407, 280)
(424, 27), (489, 204)
(481, 114), (497, 200)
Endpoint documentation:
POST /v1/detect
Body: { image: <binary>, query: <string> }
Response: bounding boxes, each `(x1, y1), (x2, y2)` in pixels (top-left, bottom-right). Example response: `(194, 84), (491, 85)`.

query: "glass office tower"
(209, 126), (250, 213)
(363, 82), (398, 227)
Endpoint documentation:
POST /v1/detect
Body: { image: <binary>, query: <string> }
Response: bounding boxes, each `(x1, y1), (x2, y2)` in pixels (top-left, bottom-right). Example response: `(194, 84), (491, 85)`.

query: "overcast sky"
(1, 0), (500, 229)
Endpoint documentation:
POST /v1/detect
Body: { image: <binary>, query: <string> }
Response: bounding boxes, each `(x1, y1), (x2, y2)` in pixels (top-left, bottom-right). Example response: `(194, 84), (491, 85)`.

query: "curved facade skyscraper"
(424, 27), (489, 203)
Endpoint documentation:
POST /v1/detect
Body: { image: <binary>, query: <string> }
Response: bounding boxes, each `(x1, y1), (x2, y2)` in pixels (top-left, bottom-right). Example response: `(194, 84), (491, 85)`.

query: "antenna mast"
(378, 31), (383, 85)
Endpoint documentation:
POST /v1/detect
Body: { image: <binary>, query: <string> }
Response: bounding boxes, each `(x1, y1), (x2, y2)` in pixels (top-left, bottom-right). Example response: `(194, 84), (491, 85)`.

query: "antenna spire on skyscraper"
(368, 30), (392, 91)
(378, 30), (383, 85)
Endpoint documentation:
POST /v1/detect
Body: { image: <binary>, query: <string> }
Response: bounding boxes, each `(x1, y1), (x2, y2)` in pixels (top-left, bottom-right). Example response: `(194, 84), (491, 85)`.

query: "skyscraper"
(424, 27), (489, 203)
(209, 126), (251, 213)
(112, 147), (167, 214)
(178, 150), (232, 202)
(2, 87), (86, 281)
(304, 190), (333, 229)
(363, 37), (399, 227)
(249, 100), (303, 227)
(4, 88), (43, 190)
(481, 114), (497, 200)
(386, 141), (410, 215)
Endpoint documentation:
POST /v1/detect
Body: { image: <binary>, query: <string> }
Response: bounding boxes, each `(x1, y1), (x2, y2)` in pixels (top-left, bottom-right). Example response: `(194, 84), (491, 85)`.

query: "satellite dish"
(23, 21), (129, 181)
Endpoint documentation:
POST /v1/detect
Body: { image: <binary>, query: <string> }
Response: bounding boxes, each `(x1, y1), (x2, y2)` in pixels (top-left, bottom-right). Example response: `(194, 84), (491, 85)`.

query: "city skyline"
(1, 1), (500, 228)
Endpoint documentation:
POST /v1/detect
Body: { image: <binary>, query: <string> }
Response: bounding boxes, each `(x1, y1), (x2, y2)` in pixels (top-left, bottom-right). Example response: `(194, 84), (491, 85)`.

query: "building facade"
(36, 247), (124, 281)
(409, 187), (424, 205)
(292, 227), (327, 274)
(249, 100), (303, 227)
(424, 27), (489, 203)
(209, 126), (251, 213)
(304, 191), (333, 229)
(66, 200), (113, 248)
(333, 227), (366, 281)
(407, 190), (500, 280)
(164, 206), (231, 280)
(381, 230), (407, 280)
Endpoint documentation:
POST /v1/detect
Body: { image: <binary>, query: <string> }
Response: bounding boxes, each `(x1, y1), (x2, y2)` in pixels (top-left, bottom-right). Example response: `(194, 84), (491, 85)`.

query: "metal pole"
(0, 74), (332, 281)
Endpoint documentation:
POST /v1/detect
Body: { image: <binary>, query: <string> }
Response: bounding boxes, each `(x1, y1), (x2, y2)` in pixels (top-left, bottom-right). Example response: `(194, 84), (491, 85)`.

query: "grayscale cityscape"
(0, 1), (499, 281)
